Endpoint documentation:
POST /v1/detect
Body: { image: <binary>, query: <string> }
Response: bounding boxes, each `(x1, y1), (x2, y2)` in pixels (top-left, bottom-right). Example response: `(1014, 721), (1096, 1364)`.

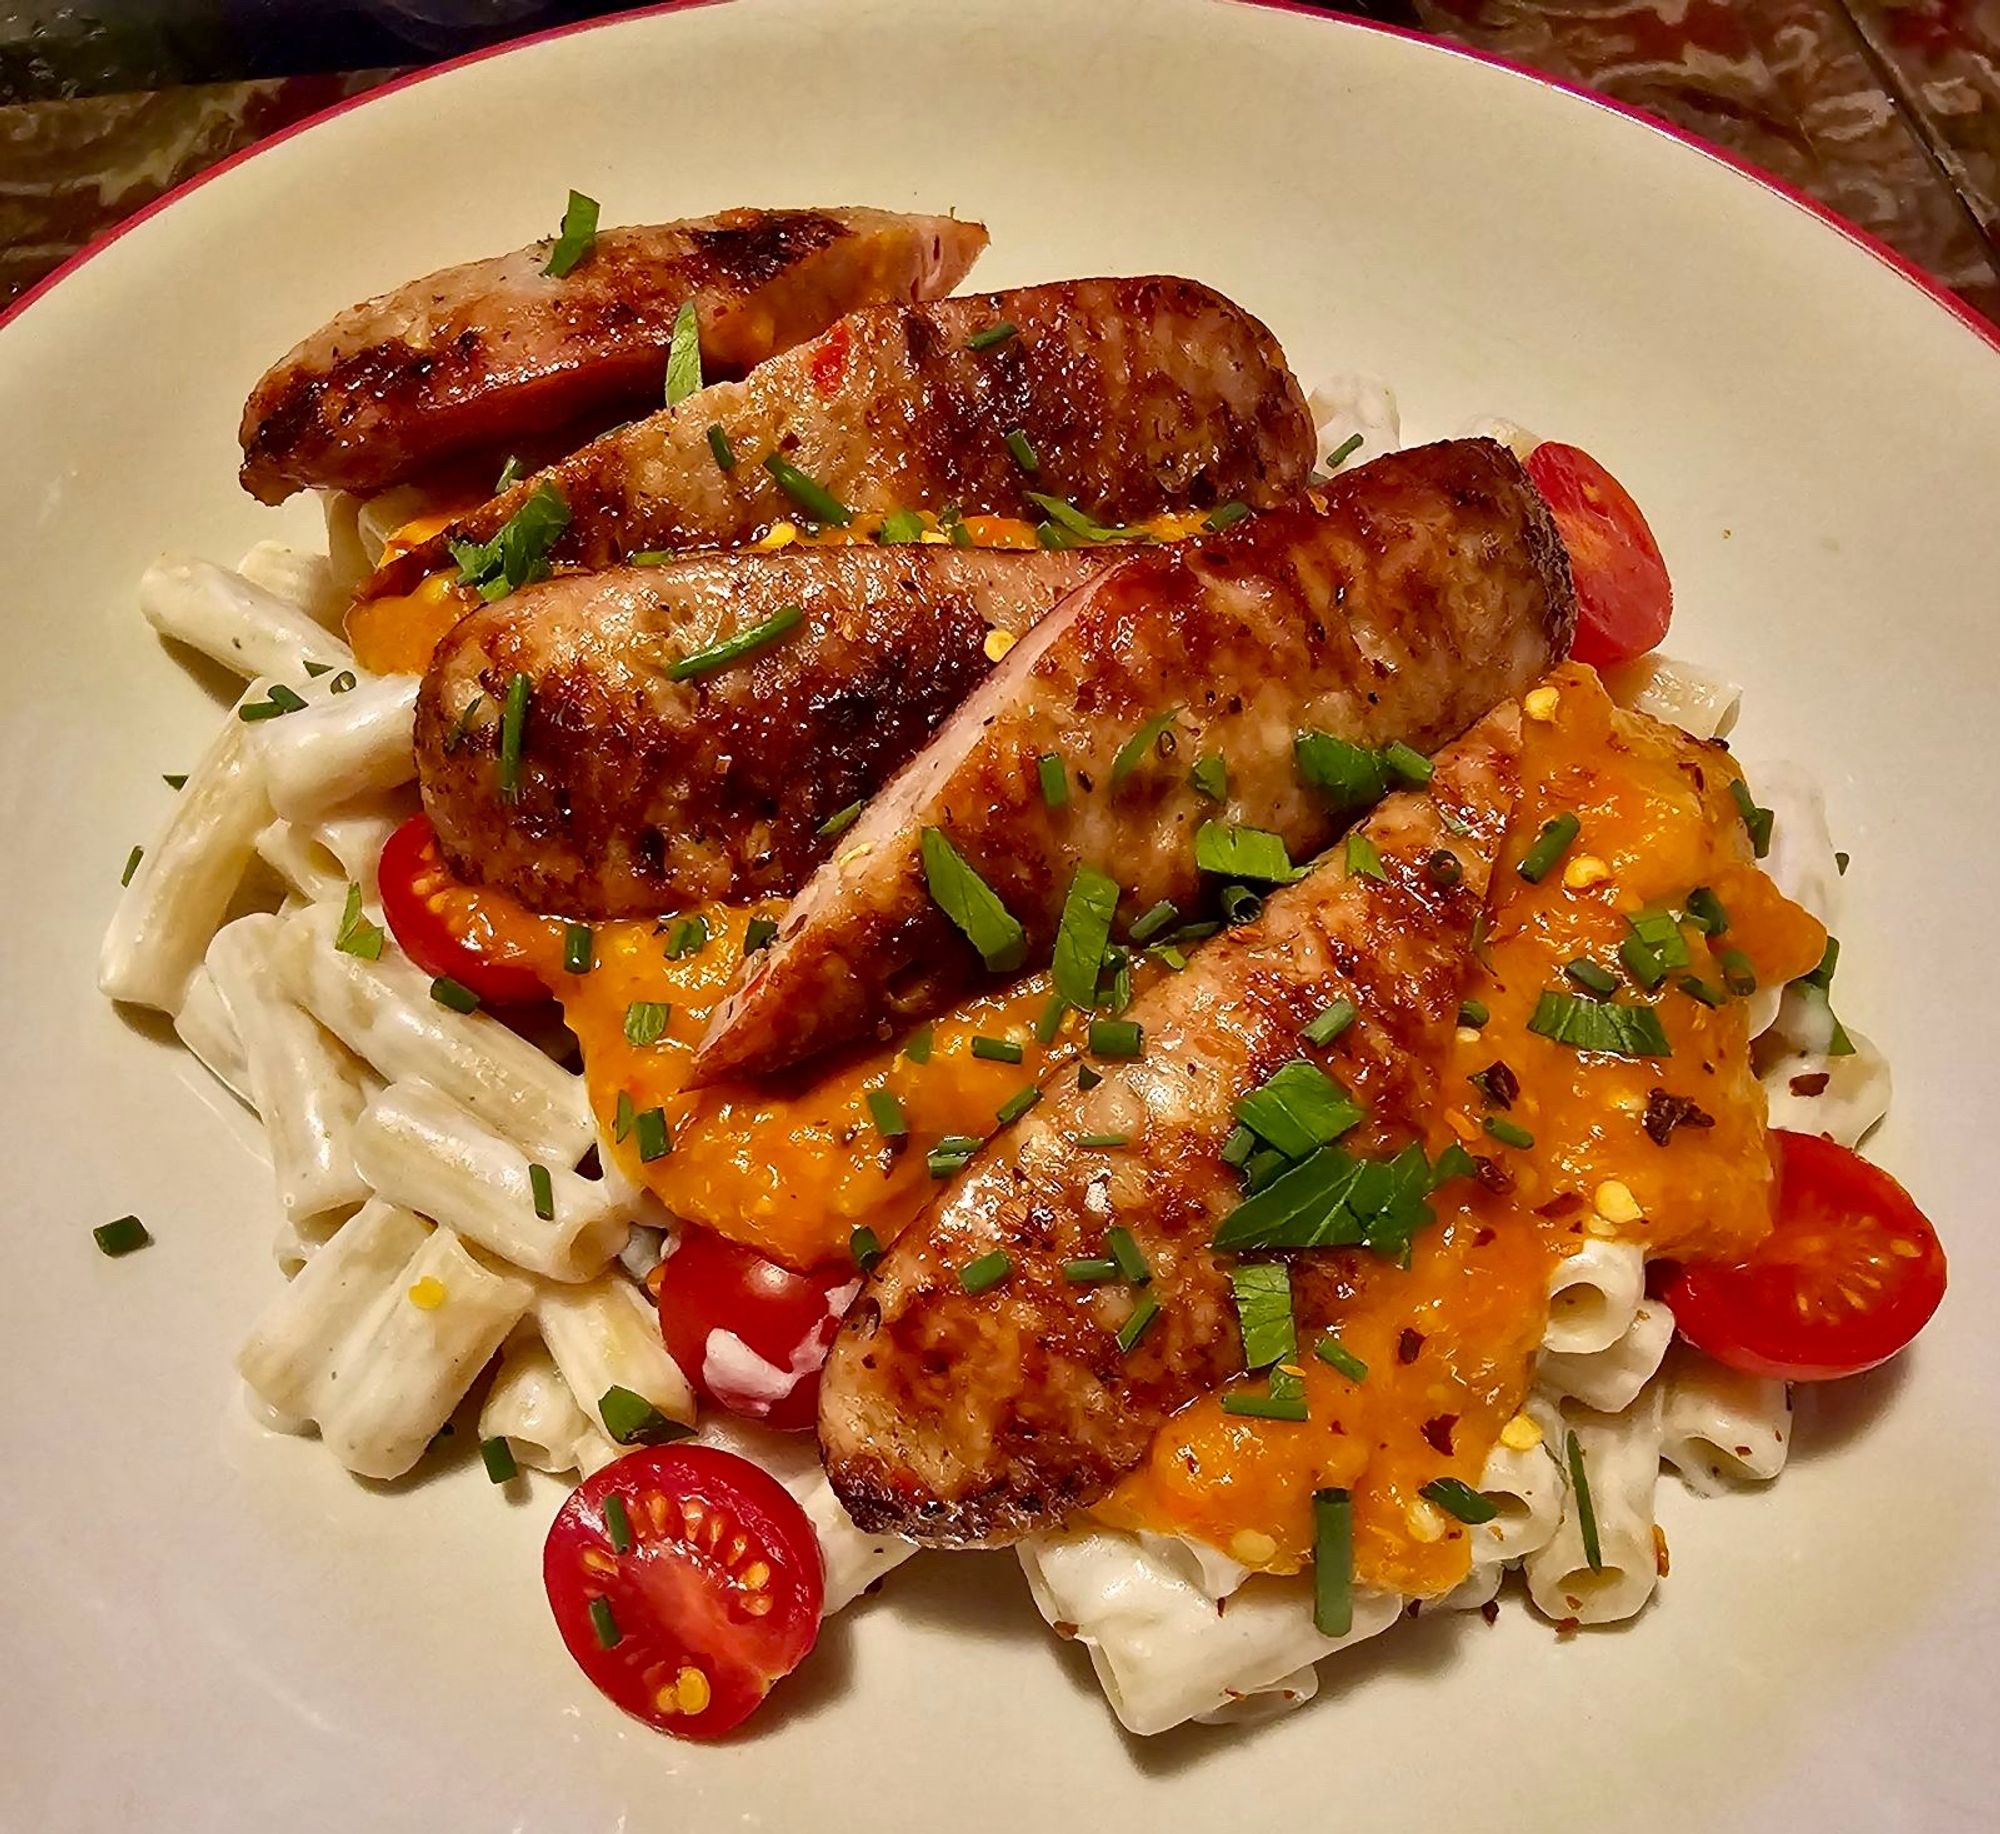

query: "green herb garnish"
(921, 828), (1027, 972)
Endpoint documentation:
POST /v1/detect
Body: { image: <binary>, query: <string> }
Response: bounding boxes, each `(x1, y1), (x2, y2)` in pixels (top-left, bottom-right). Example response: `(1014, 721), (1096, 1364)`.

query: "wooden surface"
(0, 2), (1994, 324)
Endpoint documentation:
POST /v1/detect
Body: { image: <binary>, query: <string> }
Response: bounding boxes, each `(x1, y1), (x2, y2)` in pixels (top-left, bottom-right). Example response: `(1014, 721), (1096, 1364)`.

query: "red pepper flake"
(1467, 1060), (1520, 1110)
(1643, 1088), (1717, 1146)
(1788, 1072), (1831, 1098)
(1421, 1414), (1458, 1455)
(1397, 1328), (1424, 1364)
(810, 321), (853, 396)
(1479, 1599), (1501, 1625)
(1538, 1192), (1585, 1221)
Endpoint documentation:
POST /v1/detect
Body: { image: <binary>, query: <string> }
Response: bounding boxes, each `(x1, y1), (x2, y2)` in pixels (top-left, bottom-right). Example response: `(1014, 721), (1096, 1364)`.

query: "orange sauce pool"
(1101, 664), (1827, 1596)
(346, 507), (1213, 675)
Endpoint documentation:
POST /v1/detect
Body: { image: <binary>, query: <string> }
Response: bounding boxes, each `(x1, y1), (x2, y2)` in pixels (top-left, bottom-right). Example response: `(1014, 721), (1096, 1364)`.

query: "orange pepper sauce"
(343, 507), (1212, 676)
(1099, 664), (1828, 1596)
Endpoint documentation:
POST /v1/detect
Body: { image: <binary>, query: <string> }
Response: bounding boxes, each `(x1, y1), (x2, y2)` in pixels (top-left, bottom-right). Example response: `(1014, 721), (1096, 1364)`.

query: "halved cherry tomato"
(376, 814), (548, 1005)
(1664, 1129), (1946, 1382)
(1526, 441), (1673, 668)
(658, 1227), (861, 1432)
(544, 1444), (824, 1739)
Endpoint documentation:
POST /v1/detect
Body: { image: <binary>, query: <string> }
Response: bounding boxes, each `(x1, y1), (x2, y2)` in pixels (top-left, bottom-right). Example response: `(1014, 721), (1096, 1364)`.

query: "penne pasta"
(1659, 1342), (1791, 1497)
(351, 1079), (629, 1282)
(99, 683), (275, 1012)
(270, 1205), (351, 1278)
(1542, 1236), (1648, 1357)
(1524, 1385), (1666, 1626)
(1539, 1296), (1677, 1413)
(1603, 651), (1743, 741)
(1761, 1026), (1891, 1149)
(277, 907), (593, 1163)
(322, 490), (370, 595)
(477, 1329), (604, 1476)
(356, 484), (441, 564)
(171, 962), (253, 1107)
(235, 538), (348, 632)
(317, 1227), (534, 1480)
(206, 914), (372, 1219)
(256, 673), (419, 826)
(532, 1272), (696, 1433)
(140, 553), (351, 684)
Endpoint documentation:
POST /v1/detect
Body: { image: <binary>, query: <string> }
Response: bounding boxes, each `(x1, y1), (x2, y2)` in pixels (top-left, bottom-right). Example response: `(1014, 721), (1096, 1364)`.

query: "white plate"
(3, 1), (1997, 1828)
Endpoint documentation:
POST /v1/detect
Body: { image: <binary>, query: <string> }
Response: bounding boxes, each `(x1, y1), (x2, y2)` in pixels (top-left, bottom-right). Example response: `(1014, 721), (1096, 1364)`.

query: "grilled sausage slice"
(688, 440), (1573, 1085)
(817, 703), (1526, 1544)
(415, 547), (1109, 916)
(365, 277), (1313, 596)
(239, 206), (987, 503)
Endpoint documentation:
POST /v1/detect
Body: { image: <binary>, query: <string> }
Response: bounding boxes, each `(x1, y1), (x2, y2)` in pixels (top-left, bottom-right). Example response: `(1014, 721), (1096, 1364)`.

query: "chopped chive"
(1079, 1132), (1130, 1149)
(1128, 901), (1178, 945)
(1482, 1115), (1535, 1150)
(588, 1596), (621, 1649)
(1420, 1477), (1498, 1525)
(1682, 886), (1729, 935)
(239, 683), (309, 721)
(481, 1434), (519, 1484)
(598, 1383), (689, 1446)
(1677, 974), (1724, 1008)
(1221, 1124), (1257, 1168)
(623, 1001), (669, 1046)
(865, 1088), (907, 1139)
(927, 1135), (983, 1178)
(1106, 1226), (1150, 1284)
(613, 1090), (635, 1143)
(603, 1492), (633, 1552)
(1315, 1335), (1367, 1382)
(497, 672), (530, 802)
(634, 1106), (670, 1163)
(1325, 432), (1364, 469)
(1425, 848), (1463, 889)
(430, 975), (479, 1013)
(877, 507), (926, 545)
(1303, 999), (1357, 1046)
(1345, 832), (1388, 881)
(850, 1226), (882, 1271)
(1110, 707), (1183, 787)
(333, 883), (385, 960)
(971, 1035), (1023, 1063)
(1204, 500), (1252, 532)
(162, 773), (187, 789)
(1077, 1063), (1103, 1091)
(1189, 752), (1228, 801)
(1529, 991), (1671, 1057)
(92, 1215), (151, 1257)
(120, 844), (143, 886)
(1220, 1382), (1310, 1421)
(543, 188), (598, 277)
(1003, 428), (1039, 472)
(1116, 1291), (1161, 1354)
(958, 1249), (1012, 1294)
(1064, 1257), (1120, 1283)
(495, 454), (523, 493)
(329, 670), (357, 695)
(1517, 812), (1581, 882)
(1720, 949), (1758, 997)
(1026, 492), (1139, 543)
(921, 827), (1027, 973)
(743, 915), (778, 955)
(1313, 1489), (1353, 1635)
(1087, 1018), (1143, 1058)
(668, 603), (804, 681)
(300, 659), (331, 679)
(967, 320), (1018, 350)
(1036, 753), (1069, 808)
(1629, 908), (1691, 968)
(1729, 777), (1773, 857)
(665, 299), (702, 404)
(442, 694), (485, 753)
(1836, 850), (1850, 875)
(563, 922), (594, 974)
(1564, 958), (1619, 998)
(1151, 943), (1189, 972)
(629, 550), (671, 567)
(996, 1085), (1040, 1125)
(903, 1025), (934, 1065)
(762, 454), (851, 526)
(817, 799), (863, 839)
(1382, 740), (1434, 787)
(1566, 1430), (1603, 1570)
(1220, 884), (1262, 927)
(1034, 992), (1068, 1046)
(705, 423), (736, 471)
(663, 913), (708, 959)
(1618, 936), (1667, 990)
(1458, 998), (1490, 1029)
(528, 1162), (555, 1220)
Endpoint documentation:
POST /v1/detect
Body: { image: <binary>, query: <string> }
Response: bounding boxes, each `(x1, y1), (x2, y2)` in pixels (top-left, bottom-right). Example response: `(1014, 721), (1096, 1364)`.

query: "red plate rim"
(2, 0), (1993, 354)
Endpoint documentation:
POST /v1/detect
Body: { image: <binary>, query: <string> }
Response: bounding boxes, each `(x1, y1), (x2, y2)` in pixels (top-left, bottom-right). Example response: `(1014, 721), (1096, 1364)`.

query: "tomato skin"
(543, 1445), (824, 1740)
(1526, 442), (1673, 668)
(376, 814), (548, 1005)
(658, 1228), (860, 1432)
(1665, 1130), (1946, 1382)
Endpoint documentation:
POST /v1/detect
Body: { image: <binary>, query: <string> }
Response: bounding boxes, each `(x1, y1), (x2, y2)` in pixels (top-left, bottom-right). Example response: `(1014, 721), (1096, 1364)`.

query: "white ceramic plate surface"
(3, 1), (1997, 1828)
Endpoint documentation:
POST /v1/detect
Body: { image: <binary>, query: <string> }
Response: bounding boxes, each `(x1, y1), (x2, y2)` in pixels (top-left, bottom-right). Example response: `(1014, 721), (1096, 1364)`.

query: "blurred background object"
(0, 0), (1994, 323)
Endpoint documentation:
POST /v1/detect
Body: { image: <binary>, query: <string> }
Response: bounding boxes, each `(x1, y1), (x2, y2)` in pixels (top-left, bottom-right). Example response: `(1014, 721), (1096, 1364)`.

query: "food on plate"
(415, 546), (1107, 916)
(98, 201), (1945, 1746)
(689, 438), (1573, 1084)
(240, 205), (987, 503)
(365, 275), (1314, 595)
